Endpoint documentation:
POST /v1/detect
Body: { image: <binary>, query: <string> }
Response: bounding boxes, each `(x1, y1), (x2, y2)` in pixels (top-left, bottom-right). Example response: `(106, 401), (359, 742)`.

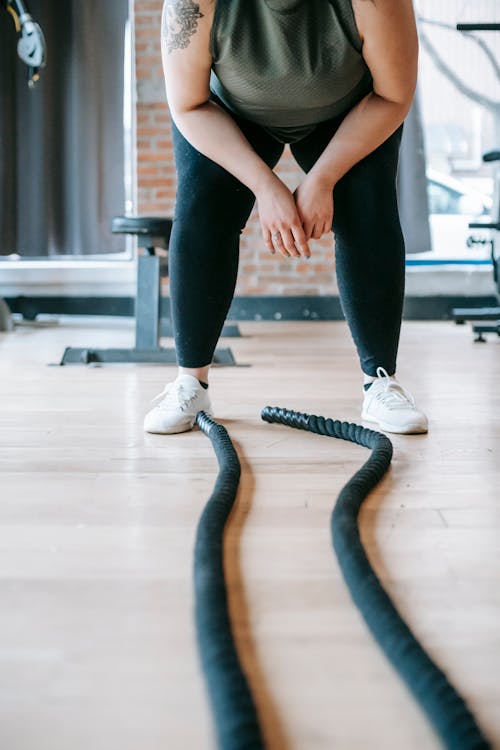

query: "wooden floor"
(1, 318), (499, 750)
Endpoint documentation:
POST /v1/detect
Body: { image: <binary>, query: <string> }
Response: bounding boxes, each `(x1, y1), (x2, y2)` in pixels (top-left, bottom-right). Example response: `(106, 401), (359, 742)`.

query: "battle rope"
(261, 405), (491, 750)
(194, 410), (266, 750)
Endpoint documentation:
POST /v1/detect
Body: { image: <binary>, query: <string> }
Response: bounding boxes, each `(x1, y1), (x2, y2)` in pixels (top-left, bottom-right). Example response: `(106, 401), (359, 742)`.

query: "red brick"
(137, 152), (172, 162)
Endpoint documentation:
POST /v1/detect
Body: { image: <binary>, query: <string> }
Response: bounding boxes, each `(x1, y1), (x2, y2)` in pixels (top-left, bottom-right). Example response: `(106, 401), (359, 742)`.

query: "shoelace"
(370, 366), (417, 411)
(150, 381), (199, 413)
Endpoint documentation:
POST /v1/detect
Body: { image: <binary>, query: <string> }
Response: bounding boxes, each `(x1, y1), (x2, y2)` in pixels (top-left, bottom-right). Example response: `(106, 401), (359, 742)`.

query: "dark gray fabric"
(209, 0), (373, 143)
(0, 0), (128, 257)
(397, 86), (432, 254)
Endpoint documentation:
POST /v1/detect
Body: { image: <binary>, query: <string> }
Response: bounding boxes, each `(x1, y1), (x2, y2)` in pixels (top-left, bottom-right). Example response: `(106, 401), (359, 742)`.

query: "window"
(412, 0), (499, 262)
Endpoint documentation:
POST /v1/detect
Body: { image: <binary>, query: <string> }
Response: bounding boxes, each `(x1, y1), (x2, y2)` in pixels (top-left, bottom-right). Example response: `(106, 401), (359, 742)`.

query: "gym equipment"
(194, 411), (265, 750)
(195, 407), (492, 749)
(262, 407), (491, 749)
(59, 216), (239, 365)
(0, 0), (46, 331)
(456, 24), (500, 32)
(0, 298), (14, 332)
(1, 0), (46, 88)
(451, 21), (500, 341)
(452, 146), (500, 341)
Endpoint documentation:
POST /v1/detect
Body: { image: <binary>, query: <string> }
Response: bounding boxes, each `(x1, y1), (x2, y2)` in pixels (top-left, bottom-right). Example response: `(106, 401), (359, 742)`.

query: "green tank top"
(209, 0), (373, 143)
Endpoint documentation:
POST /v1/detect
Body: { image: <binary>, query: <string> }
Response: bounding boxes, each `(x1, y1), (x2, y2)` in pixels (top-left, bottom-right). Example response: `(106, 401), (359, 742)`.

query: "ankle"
(363, 371), (398, 391)
(363, 371), (397, 384)
(179, 365), (210, 384)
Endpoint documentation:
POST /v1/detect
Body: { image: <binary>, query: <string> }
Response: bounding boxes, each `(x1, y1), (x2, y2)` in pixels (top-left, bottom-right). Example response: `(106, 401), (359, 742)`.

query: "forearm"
(172, 102), (275, 195)
(309, 92), (412, 189)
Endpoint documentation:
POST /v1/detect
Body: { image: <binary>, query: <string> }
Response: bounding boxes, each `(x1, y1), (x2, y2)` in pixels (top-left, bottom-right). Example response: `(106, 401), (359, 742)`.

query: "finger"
(311, 223), (323, 240)
(272, 230), (291, 257)
(302, 221), (312, 241)
(291, 224), (311, 258)
(280, 227), (301, 257)
(264, 229), (276, 254)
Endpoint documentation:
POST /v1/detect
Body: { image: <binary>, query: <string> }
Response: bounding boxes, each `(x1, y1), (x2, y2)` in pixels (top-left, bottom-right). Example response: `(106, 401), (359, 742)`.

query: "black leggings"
(169, 92), (405, 377)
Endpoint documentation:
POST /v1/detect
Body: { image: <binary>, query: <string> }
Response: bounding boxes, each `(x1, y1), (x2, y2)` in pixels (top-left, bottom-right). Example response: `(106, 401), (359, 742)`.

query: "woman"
(144, 0), (428, 435)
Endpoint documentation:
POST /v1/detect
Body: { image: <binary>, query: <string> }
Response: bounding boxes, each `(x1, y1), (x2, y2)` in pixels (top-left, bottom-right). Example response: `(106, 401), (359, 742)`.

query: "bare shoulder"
(161, 0), (216, 55)
(351, 0), (417, 45)
(160, 0), (216, 114)
(351, 0), (418, 104)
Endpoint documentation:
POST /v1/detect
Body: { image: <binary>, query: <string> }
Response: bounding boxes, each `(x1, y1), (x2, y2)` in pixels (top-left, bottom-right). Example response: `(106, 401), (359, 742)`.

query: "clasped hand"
(256, 171), (334, 258)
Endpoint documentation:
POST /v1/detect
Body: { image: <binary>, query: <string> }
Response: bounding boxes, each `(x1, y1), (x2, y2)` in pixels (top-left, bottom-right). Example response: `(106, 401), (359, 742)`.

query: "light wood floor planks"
(0, 318), (499, 750)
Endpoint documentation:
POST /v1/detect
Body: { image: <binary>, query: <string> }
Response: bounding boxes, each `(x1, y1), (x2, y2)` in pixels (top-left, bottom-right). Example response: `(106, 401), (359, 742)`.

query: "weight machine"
(0, 1), (46, 332)
(0, 4), (237, 362)
(1, 0), (46, 88)
(451, 22), (500, 341)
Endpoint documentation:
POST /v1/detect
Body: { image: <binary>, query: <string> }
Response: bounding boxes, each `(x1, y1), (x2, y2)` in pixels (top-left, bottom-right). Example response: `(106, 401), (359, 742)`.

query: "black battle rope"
(260, 405), (491, 750)
(194, 411), (266, 750)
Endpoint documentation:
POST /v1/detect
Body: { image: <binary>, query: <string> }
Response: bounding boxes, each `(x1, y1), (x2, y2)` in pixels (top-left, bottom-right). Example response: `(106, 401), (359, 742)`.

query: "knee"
(174, 175), (255, 233)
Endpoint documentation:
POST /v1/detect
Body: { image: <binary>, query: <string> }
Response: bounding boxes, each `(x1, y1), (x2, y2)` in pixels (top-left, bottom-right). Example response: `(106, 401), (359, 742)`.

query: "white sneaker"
(143, 373), (212, 434)
(361, 367), (428, 435)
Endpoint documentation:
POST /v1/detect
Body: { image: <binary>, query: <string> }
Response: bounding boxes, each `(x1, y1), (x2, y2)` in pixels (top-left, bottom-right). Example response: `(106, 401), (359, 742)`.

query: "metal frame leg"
(135, 251), (160, 349)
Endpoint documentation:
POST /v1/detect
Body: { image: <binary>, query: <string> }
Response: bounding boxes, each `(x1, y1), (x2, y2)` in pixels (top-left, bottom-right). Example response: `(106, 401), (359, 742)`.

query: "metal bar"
(456, 23), (500, 32)
(452, 306), (500, 322)
(58, 347), (237, 366)
(135, 253), (160, 349)
(468, 222), (500, 230)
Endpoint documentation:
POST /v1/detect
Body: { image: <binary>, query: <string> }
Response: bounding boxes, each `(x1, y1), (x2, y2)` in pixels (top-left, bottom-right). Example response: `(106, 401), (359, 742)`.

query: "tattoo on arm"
(161, 0), (204, 54)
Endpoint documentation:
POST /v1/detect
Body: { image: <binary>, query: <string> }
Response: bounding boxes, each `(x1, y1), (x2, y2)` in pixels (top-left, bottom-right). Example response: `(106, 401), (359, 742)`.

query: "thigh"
(171, 94), (285, 232)
(331, 124), (404, 247)
(292, 118), (403, 234)
(289, 109), (349, 176)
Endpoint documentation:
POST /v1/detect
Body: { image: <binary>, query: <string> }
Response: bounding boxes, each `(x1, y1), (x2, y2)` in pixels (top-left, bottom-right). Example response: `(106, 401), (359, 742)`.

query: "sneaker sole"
(361, 410), (428, 435)
(144, 407), (213, 435)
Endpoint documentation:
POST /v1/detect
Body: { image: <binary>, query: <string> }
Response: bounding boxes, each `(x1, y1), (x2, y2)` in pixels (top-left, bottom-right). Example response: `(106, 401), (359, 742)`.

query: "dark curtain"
(0, 0), (128, 257)
(397, 85), (432, 254)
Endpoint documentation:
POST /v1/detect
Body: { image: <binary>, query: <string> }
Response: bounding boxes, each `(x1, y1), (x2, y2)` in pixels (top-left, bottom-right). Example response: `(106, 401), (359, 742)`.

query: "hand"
(255, 173), (311, 258)
(293, 172), (335, 241)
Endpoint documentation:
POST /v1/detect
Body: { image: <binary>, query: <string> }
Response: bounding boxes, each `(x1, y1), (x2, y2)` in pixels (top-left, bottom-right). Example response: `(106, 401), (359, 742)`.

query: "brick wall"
(134, 0), (337, 296)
